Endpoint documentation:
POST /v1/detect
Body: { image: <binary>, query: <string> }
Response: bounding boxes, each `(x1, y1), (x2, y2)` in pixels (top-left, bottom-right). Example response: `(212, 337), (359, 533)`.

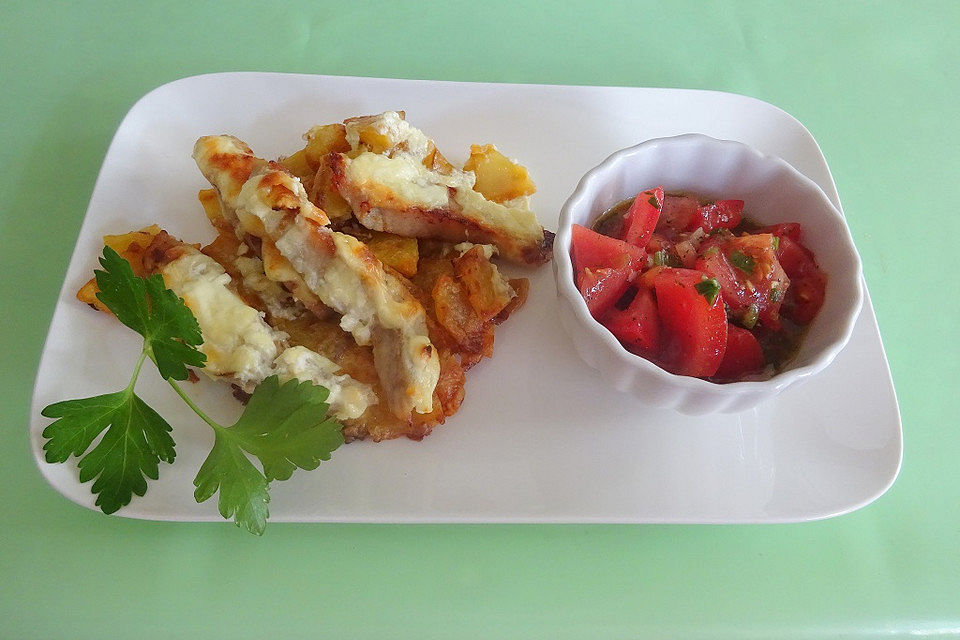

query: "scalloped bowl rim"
(554, 133), (864, 405)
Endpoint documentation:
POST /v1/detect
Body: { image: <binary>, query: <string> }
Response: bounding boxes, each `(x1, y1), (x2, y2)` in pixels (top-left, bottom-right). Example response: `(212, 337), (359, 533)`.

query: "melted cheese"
(273, 346), (376, 420)
(345, 110), (432, 160)
(453, 242), (498, 259)
(451, 186), (543, 245)
(160, 251), (281, 388)
(161, 249), (375, 420)
(343, 152), (463, 210)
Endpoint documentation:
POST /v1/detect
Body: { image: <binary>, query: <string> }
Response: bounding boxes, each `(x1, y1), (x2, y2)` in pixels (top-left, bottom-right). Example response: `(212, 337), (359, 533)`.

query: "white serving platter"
(29, 72), (901, 524)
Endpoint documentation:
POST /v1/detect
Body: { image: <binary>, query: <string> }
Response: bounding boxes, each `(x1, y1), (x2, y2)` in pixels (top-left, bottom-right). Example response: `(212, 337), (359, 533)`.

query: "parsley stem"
(165, 378), (224, 431)
(126, 349), (149, 395)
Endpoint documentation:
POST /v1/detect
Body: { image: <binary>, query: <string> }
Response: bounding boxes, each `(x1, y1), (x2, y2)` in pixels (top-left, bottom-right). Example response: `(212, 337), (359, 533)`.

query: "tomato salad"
(572, 187), (827, 382)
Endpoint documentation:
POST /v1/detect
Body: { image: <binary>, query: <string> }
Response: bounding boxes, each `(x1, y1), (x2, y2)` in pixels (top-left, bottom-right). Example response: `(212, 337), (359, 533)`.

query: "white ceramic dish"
(554, 134), (864, 415)
(29, 73), (901, 523)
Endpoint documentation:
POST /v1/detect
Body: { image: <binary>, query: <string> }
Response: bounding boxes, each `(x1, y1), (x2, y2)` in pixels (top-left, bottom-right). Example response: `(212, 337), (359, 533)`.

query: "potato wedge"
(463, 144), (536, 203)
(76, 225), (163, 311)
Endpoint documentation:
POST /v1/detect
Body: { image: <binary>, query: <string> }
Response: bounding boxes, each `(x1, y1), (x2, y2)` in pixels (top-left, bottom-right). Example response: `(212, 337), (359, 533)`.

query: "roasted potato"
(463, 144), (536, 203)
(454, 246), (515, 321)
(76, 225), (163, 312)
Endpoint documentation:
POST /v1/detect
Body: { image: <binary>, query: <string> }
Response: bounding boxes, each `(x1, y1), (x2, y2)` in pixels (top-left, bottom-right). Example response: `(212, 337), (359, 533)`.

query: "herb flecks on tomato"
(601, 286), (660, 357)
(651, 268), (727, 378)
(571, 224), (645, 272)
(768, 229), (827, 326)
(692, 199), (744, 234)
(695, 233), (789, 330)
(620, 187), (664, 249)
(577, 266), (634, 320)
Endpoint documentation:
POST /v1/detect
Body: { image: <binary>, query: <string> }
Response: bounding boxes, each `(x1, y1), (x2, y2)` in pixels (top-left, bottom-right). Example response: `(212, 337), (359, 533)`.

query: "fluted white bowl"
(554, 134), (863, 415)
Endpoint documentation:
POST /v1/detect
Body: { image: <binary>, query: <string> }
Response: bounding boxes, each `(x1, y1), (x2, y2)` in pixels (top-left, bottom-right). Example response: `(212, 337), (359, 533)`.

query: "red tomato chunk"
(714, 324), (764, 380)
(651, 268), (727, 377)
(578, 266), (634, 320)
(601, 286), (660, 358)
(571, 224), (645, 272)
(656, 194), (743, 237)
(620, 186), (664, 248)
(695, 232), (788, 330)
(771, 234), (827, 326)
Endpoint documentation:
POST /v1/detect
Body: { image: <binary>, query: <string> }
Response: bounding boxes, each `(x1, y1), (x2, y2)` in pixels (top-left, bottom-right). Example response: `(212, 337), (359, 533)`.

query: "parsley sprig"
(187, 376), (342, 535)
(41, 247), (343, 534)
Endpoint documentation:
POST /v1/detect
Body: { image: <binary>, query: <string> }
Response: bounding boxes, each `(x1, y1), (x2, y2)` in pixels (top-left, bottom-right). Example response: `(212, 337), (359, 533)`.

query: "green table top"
(3, 1), (957, 637)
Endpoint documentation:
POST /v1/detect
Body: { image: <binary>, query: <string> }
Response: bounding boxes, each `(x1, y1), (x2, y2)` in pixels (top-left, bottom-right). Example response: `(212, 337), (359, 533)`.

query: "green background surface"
(3, 1), (957, 637)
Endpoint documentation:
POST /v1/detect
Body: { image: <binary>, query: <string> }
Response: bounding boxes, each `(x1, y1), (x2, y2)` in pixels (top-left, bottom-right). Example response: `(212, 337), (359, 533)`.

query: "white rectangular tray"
(30, 73), (901, 523)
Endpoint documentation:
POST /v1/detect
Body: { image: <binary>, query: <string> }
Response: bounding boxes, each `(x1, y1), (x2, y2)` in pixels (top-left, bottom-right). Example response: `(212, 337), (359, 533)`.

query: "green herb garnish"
(652, 249), (680, 267)
(769, 285), (783, 302)
(694, 278), (721, 305)
(42, 247), (204, 514)
(647, 194), (660, 209)
(42, 382), (177, 515)
(730, 251), (755, 274)
(772, 236), (780, 252)
(192, 376), (342, 535)
(742, 304), (759, 329)
(42, 247), (342, 534)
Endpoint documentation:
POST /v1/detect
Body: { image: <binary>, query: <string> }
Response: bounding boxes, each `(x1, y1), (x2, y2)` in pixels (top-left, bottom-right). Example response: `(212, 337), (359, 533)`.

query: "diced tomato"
(647, 233), (672, 254)
(620, 186), (664, 249)
(757, 222), (802, 242)
(695, 233), (788, 330)
(636, 264), (668, 289)
(783, 271), (826, 325)
(571, 224), (645, 272)
(773, 235), (827, 326)
(657, 194), (700, 237)
(690, 199), (744, 233)
(656, 195), (744, 236)
(650, 268), (727, 377)
(695, 246), (746, 304)
(578, 189), (828, 382)
(775, 235), (815, 276)
(577, 266), (634, 319)
(601, 286), (661, 357)
(713, 324), (763, 380)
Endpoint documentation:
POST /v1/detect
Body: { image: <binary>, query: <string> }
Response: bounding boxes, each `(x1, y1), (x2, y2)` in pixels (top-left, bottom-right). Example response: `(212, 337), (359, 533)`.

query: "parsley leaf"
(194, 430), (271, 535)
(41, 356), (176, 514)
(193, 376), (343, 535)
(95, 246), (206, 380)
